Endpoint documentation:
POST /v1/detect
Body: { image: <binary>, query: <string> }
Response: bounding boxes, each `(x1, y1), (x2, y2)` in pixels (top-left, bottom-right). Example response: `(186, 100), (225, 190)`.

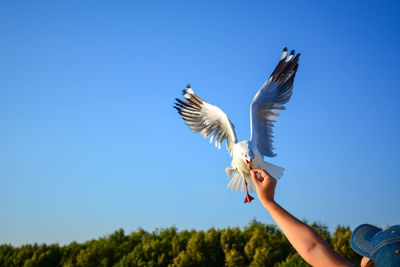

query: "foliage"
(276, 253), (310, 267)
(0, 220), (360, 266)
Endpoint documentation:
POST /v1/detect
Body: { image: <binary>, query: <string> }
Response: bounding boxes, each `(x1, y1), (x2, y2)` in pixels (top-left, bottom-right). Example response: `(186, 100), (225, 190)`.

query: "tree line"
(0, 219), (361, 267)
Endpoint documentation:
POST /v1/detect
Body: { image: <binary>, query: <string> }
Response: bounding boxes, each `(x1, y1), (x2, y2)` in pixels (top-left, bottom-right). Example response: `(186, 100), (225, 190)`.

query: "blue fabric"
(351, 224), (400, 267)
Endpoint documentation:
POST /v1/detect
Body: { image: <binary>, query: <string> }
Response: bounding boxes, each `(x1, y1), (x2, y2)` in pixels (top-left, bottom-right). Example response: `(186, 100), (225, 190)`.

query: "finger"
(254, 172), (264, 182)
(252, 169), (271, 178)
(250, 170), (260, 186)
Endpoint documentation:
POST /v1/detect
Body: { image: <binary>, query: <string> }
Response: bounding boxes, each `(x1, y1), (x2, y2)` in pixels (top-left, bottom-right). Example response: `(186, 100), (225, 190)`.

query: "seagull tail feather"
(225, 167), (236, 178)
(227, 172), (256, 193)
(261, 161), (285, 180)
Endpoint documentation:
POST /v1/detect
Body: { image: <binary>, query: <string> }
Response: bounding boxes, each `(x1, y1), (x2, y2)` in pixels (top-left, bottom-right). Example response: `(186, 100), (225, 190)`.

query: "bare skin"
(250, 169), (354, 267)
(361, 257), (373, 267)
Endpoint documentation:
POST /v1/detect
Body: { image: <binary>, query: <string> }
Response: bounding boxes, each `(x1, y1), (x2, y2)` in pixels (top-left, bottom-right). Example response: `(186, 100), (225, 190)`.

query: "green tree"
(204, 228), (224, 266)
(220, 228), (246, 267)
(172, 251), (194, 267)
(0, 221), (362, 267)
(23, 244), (61, 267)
(277, 253), (310, 267)
(224, 248), (246, 267)
(243, 220), (292, 266)
(0, 244), (16, 267)
(220, 227), (245, 254)
(170, 230), (195, 262)
(175, 231), (207, 266)
(117, 227), (178, 267)
(59, 241), (83, 267)
(75, 237), (120, 267)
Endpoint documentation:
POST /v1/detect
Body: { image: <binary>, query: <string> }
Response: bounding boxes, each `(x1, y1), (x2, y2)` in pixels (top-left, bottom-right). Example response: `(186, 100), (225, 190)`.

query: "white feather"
(225, 167), (236, 177)
(187, 88), (194, 94)
(281, 50), (287, 60)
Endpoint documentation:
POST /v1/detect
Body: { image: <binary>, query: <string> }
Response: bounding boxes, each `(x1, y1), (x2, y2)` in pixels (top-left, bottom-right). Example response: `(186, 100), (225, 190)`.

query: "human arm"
(250, 169), (353, 267)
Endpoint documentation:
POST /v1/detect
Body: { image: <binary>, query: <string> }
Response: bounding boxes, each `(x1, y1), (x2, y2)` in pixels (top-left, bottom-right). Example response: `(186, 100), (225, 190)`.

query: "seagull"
(174, 47), (300, 203)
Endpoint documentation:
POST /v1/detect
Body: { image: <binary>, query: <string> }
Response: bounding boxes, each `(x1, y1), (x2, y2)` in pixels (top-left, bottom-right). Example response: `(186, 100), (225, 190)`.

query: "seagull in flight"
(174, 47), (300, 203)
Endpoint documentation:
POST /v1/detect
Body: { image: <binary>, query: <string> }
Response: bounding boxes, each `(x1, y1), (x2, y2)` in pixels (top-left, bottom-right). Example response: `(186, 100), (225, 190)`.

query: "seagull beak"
(246, 160), (252, 170)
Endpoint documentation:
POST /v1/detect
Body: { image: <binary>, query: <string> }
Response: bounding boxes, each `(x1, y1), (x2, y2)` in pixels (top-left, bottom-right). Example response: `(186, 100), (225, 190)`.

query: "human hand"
(250, 169), (277, 206)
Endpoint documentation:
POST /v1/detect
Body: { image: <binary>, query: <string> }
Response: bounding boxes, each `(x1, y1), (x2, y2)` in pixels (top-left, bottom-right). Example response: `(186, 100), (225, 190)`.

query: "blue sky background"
(0, 0), (399, 246)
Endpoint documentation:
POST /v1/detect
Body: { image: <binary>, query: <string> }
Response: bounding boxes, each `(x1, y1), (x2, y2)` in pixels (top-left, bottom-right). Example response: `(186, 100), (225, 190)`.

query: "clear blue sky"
(0, 0), (399, 246)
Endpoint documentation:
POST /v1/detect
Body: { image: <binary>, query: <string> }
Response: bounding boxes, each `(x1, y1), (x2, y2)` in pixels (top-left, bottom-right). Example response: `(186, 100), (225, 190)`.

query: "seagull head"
(234, 141), (255, 171)
(243, 149), (254, 170)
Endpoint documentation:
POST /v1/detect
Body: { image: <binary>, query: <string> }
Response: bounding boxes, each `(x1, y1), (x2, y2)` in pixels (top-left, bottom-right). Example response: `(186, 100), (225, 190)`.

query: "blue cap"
(350, 224), (400, 267)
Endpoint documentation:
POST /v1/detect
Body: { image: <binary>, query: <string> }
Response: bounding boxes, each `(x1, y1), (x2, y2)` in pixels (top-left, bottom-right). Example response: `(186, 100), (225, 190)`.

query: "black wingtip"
(293, 53), (301, 62)
(267, 46), (300, 86)
(175, 98), (185, 105)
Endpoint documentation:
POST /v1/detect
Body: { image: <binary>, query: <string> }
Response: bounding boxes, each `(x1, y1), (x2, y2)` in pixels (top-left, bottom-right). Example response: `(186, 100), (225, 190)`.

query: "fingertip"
(250, 171), (258, 183)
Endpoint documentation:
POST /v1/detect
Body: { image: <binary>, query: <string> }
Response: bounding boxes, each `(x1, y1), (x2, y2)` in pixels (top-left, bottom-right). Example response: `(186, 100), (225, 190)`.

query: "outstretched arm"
(250, 169), (353, 267)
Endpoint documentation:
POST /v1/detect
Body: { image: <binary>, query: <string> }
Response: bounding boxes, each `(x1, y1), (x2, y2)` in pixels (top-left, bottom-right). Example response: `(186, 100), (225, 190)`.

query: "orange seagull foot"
(244, 193), (254, 203)
(243, 177), (254, 203)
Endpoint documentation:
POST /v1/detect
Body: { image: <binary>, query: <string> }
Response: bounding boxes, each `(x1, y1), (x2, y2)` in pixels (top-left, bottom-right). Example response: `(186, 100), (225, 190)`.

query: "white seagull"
(174, 47), (300, 203)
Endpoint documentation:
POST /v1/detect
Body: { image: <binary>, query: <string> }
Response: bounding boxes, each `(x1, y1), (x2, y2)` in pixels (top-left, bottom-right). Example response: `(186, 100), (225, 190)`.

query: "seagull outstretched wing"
(174, 85), (237, 156)
(250, 47), (300, 157)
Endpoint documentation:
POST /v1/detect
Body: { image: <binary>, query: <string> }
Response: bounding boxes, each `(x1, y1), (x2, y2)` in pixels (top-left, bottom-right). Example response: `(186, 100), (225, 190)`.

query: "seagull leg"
(244, 178), (254, 203)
